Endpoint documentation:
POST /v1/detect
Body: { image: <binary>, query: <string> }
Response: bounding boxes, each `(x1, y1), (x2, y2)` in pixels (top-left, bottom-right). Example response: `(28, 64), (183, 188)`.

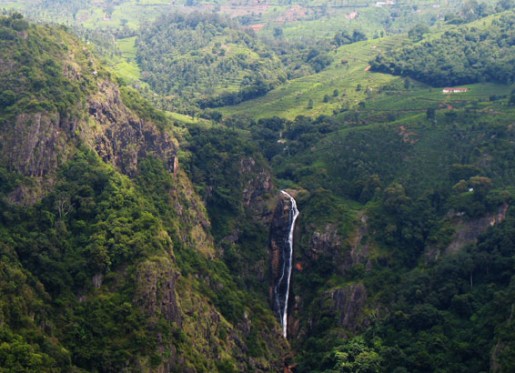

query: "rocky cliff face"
(88, 81), (178, 178)
(1, 111), (74, 178)
(240, 156), (274, 215)
(1, 82), (178, 205)
(445, 202), (509, 254)
(332, 283), (369, 332)
(425, 202), (511, 262)
(269, 190), (300, 339)
(0, 20), (288, 372)
(308, 213), (372, 275)
(289, 211), (375, 340)
(0, 22), (177, 204)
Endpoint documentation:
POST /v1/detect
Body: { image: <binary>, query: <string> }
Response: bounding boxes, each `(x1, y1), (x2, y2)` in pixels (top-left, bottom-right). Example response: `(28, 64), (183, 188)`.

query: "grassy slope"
(0, 0), (474, 56)
(220, 36), (405, 119)
(112, 36), (142, 84)
(221, 12), (514, 121)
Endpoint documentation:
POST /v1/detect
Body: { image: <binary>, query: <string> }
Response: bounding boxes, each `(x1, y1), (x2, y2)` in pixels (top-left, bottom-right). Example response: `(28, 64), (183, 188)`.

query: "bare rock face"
(332, 283), (368, 331)
(426, 203), (510, 261)
(346, 214), (373, 271)
(134, 258), (181, 326)
(88, 81), (178, 178)
(293, 214), (374, 340)
(308, 214), (371, 276)
(240, 156), (274, 214)
(1, 112), (74, 177)
(445, 203), (509, 254)
(1, 111), (80, 204)
(309, 223), (342, 261)
(0, 79), (179, 204)
(303, 283), (370, 339)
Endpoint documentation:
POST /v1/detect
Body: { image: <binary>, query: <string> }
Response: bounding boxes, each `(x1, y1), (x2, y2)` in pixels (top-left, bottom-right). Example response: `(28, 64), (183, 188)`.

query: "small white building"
(376, 0), (395, 7)
(443, 87), (468, 93)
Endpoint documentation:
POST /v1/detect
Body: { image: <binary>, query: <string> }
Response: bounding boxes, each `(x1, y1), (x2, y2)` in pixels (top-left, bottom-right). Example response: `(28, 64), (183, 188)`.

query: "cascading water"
(274, 190), (299, 338)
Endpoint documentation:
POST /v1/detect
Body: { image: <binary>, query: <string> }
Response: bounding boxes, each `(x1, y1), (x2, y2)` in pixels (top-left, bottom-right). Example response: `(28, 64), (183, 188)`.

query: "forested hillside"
(136, 13), (286, 109)
(371, 12), (515, 86)
(0, 1), (514, 373)
(0, 14), (288, 371)
(245, 108), (515, 371)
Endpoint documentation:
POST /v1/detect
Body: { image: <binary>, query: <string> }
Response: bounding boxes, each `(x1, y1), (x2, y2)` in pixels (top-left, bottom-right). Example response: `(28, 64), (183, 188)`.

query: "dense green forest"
(247, 112), (515, 371)
(136, 13), (286, 109)
(0, 2), (515, 372)
(371, 12), (515, 86)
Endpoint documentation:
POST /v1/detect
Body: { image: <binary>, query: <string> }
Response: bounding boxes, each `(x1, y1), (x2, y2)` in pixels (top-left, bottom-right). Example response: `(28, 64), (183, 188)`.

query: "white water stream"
(276, 190), (299, 338)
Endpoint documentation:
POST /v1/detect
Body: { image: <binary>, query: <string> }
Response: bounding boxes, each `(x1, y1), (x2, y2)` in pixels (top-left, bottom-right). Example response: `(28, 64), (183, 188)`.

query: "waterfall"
(274, 190), (299, 338)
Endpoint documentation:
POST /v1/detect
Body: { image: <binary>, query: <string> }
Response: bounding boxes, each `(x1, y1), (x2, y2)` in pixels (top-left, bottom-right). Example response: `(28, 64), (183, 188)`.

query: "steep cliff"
(185, 125), (281, 297)
(269, 190), (299, 338)
(269, 192), (296, 306)
(0, 15), (288, 372)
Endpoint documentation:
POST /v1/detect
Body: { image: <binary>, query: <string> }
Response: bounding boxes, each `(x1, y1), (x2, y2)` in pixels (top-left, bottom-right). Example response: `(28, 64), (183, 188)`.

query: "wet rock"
(269, 192), (296, 305)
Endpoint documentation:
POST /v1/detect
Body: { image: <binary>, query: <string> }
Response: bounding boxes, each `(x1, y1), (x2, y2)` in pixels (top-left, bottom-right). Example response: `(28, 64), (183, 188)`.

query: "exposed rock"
(170, 171), (215, 258)
(0, 24), (291, 372)
(240, 156), (274, 219)
(302, 283), (370, 340)
(427, 203), (510, 259)
(92, 273), (103, 289)
(134, 258), (181, 326)
(0, 79), (179, 205)
(332, 283), (368, 331)
(288, 295), (303, 338)
(309, 223), (342, 261)
(88, 80), (178, 178)
(347, 213), (373, 271)
(308, 214), (371, 275)
(1, 111), (76, 177)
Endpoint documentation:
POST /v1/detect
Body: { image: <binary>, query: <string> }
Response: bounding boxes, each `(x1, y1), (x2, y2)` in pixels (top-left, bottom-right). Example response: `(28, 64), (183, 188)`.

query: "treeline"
(370, 12), (515, 86)
(248, 115), (339, 162)
(136, 12), (286, 108)
(332, 29), (367, 47)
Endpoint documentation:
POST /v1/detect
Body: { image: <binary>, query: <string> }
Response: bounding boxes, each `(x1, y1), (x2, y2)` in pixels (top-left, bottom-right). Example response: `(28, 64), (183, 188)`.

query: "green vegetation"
(1, 3), (515, 373)
(0, 13), (98, 119)
(136, 13), (286, 109)
(371, 12), (515, 86)
(221, 37), (404, 119)
(0, 15), (287, 371)
(0, 152), (168, 370)
(183, 124), (276, 293)
(246, 91), (515, 372)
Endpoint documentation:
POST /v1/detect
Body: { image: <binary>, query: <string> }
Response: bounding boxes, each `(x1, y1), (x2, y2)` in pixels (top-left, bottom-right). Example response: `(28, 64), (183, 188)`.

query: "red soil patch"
(247, 23), (265, 32)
